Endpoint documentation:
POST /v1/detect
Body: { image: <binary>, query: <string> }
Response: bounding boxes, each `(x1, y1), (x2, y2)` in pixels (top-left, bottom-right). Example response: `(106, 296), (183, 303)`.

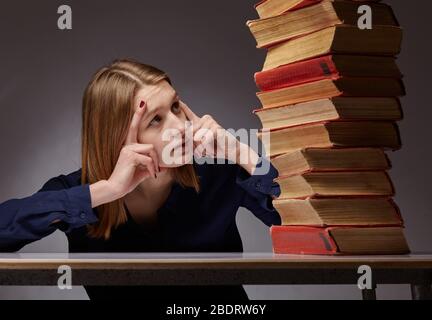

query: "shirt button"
(80, 212), (86, 219)
(255, 181), (261, 189)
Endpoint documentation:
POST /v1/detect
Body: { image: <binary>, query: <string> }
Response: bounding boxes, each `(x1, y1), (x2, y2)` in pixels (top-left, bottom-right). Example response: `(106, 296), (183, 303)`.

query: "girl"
(0, 59), (281, 300)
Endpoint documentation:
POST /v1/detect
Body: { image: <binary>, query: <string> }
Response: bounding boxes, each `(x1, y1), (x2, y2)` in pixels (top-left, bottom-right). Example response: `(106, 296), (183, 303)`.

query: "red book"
(254, 55), (402, 92)
(270, 225), (410, 255)
(271, 225), (339, 255)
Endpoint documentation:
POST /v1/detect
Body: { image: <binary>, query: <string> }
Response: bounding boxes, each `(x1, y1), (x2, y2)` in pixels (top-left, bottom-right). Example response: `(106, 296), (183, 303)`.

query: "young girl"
(0, 59), (281, 300)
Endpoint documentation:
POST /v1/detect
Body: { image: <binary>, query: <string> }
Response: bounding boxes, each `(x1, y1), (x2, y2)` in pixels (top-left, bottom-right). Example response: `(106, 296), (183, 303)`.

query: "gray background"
(0, 0), (430, 299)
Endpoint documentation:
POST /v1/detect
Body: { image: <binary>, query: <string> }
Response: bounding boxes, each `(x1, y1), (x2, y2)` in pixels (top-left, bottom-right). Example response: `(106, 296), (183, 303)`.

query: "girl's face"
(133, 80), (193, 168)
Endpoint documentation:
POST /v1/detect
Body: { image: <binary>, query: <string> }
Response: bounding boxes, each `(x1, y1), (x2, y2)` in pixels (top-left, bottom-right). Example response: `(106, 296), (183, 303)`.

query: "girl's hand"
(107, 101), (165, 198)
(180, 102), (240, 162)
(180, 102), (261, 175)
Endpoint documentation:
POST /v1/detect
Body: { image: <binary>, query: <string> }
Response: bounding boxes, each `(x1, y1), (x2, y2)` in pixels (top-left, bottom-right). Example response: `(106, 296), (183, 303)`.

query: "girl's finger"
(127, 143), (155, 155)
(134, 168), (152, 184)
(134, 153), (157, 179)
(180, 101), (200, 123)
(147, 147), (160, 173)
(193, 117), (215, 143)
(192, 116), (211, 141)
(194, 146), (203, 159)
(201, 130), (215, 152)
(125, 100), (146, 145)
(128, 144), (160, 173)
(193, 127), (209, 143)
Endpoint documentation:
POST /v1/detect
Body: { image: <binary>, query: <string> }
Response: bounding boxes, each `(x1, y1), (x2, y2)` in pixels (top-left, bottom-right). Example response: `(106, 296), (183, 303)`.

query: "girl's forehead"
(135, 81), (176, 107)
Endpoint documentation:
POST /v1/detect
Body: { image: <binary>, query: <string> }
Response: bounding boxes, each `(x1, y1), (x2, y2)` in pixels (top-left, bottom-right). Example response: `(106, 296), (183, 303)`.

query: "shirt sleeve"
(0, 177), (98, 252)
(235, 154), (282, 227)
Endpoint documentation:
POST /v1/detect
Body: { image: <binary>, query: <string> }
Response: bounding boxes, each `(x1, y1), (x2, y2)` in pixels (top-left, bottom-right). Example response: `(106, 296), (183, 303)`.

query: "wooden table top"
(1, 252), (432, 269)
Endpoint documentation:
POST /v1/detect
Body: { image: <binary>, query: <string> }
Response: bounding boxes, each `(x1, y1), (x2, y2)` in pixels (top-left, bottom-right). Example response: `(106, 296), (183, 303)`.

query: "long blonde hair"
(81, 58), (200, 240)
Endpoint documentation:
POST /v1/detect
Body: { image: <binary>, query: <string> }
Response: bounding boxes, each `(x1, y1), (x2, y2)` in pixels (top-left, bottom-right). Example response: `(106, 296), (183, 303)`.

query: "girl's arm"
(235, 144), (282, 227)
(0, 177), (100, 252)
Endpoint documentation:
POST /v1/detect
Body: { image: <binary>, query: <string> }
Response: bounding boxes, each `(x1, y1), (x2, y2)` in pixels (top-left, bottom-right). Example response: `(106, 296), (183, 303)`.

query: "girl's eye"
(148, 102), (180, 127)
(149, 115), (161, 127)
(172, 101), (181, 113)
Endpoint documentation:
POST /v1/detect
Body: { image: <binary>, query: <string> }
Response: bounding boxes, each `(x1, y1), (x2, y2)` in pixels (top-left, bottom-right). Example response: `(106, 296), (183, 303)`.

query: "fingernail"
(140, 101), (145, 108)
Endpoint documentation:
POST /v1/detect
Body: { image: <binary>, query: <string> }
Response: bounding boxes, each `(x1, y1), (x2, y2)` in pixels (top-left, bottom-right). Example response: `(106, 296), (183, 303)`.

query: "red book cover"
(270, 225), (339, 255)
(271, 223), (404, 255)
(255, 55), (339, 91)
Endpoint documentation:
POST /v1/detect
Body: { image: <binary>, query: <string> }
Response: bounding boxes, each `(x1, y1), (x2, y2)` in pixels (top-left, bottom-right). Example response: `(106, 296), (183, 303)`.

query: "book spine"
(392, 122), (403, 150)
(383, 171), (397, 197)
(270, 225), (339, 255)
(387, 198), (405, 226)
(255, 55), (338, 91)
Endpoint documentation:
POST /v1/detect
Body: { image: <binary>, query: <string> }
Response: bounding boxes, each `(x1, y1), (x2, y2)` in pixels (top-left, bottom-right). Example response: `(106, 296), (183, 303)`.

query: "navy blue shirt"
(0, 155), (281, 300)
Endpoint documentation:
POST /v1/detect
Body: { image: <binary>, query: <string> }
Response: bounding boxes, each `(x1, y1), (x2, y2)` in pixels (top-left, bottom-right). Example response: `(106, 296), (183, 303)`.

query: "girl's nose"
(169, 114), (187, 137)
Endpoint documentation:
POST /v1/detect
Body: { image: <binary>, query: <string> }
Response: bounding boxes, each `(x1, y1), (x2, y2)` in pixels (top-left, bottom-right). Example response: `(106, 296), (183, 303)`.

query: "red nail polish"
(140, 101), (145, 108)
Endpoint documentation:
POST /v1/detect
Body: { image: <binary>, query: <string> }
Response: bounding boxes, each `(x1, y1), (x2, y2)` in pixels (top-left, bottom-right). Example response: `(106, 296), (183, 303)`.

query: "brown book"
(255, 0), (382, 19)
(271, 225), (410, 255)
(254, 97), (403, 129)
(257, 121), (401, 157)
(273, 197), (402, 226)
(257, 77), (405, 109)
(274, 171), (395, 199)
(270, 147), (391, 176)
(263, 25), (403, 71)
(248, 1), (397, 48)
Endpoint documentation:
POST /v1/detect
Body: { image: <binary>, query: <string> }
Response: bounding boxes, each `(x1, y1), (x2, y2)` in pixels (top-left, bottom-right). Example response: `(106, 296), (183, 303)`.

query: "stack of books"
(247, 0), (410, 255)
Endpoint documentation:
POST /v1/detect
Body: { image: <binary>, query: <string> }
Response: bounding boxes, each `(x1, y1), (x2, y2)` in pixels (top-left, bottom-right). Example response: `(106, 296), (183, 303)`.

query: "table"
(0, 252), (431, 300)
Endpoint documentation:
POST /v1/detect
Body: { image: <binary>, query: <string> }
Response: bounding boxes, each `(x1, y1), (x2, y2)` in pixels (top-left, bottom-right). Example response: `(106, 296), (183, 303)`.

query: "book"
(248, 1), (397, 48)
(256, 77), (405, 108)
(247, 0), (410, 256)
(263, 25), (403, 71)
(270, 147), (391, 176)
(254, 97), (403, 130)
(254, 0), (382, 19)
(273, 197), (402, 226)
(257, 121), (401, 157)
(270, 225), (410, 255)
(274, 171), (395, 199)
(255, 55), (402, 91)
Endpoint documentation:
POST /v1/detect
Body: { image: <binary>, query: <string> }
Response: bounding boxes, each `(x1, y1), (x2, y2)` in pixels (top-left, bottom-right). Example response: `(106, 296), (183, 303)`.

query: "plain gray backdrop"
(0, 0), (430, 299)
